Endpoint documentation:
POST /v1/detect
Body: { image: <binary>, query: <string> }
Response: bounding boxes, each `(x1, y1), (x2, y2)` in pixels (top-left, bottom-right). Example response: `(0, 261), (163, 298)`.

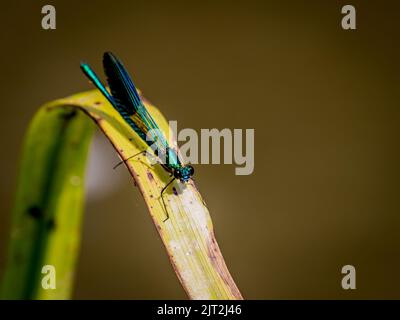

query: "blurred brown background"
(0, 0), (399, 299)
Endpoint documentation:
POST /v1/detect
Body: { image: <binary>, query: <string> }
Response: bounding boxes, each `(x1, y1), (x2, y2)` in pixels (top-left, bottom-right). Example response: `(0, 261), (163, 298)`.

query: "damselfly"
(80, 52), (194, 221)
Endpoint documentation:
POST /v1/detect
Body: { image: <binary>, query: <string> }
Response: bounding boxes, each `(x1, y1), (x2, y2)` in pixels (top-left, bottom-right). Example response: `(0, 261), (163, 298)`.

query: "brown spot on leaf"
(61, 110), (77, 120)
(28, 206), (42, 219)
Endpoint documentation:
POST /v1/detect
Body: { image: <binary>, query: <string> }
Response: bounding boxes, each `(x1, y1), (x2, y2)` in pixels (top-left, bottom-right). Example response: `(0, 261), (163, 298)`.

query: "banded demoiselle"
(80, 52), (194, 221)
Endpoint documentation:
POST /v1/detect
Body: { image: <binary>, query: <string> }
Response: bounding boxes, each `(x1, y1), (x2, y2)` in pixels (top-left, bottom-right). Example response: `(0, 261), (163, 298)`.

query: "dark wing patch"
(103, 52), (141, 116)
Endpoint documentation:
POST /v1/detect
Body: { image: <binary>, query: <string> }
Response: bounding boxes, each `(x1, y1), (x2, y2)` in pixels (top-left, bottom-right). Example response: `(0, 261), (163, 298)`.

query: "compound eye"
(188, 165), (194, 176)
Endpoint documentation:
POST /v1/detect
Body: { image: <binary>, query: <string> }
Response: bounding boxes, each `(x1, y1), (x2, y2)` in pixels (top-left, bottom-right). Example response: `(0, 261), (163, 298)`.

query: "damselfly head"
(174, 165), (194, 183)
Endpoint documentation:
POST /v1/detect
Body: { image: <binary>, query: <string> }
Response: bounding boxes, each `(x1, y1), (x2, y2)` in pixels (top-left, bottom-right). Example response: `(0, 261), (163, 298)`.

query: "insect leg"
(113, 150), (148, 169)
(160, 178), (176, 222)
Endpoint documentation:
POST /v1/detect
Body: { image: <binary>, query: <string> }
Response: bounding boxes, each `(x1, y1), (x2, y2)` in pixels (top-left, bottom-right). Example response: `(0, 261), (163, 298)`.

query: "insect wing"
(102, 52), (170, 154)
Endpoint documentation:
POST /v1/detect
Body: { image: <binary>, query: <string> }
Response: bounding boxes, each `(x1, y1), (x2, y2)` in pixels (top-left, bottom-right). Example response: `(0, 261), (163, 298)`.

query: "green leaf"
(1, 89), (242, 300)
